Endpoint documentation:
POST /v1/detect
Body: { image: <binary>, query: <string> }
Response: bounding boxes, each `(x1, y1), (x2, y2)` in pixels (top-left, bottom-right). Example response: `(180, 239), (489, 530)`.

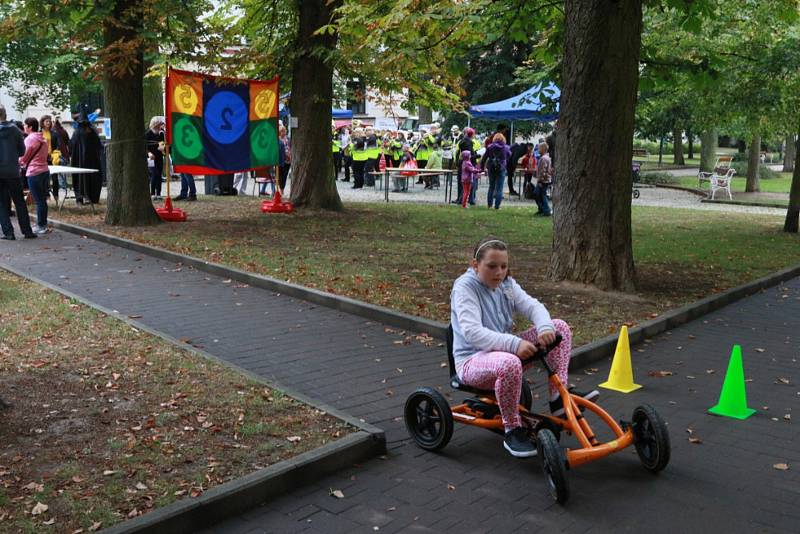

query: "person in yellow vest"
(364, 126), (379, 187)
(332, 126), (342, 180)
(390, 132), (404, 167)
(350, 127), (368, 189)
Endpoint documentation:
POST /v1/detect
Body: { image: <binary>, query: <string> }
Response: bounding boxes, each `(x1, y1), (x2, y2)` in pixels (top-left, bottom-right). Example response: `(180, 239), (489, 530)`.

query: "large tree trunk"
(103, 0), (161, 226)
(288, 0), (343, 210)
(549, 0), (642, 292)
(784, 126), (800, 232)
(700, 128), (718, 172)
(687, 127), (693, 160)
(672, 127), (684, 165)
(142, 68), (163, 129)
(745, 133), (760, 192)
(784, 134), (796, 172)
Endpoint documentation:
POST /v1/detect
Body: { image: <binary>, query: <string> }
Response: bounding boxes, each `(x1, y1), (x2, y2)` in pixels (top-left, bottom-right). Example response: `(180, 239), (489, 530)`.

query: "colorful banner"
(166, 68), (279, 175)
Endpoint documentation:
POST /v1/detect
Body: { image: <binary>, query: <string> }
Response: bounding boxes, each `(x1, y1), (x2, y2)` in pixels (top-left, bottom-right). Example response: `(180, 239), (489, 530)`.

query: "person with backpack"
(534, 142), (553, 216)
(393, 144), (417, 192)
(480, 133), (511, 210)
(453, 127), (477, 205)
(0, 105), (36, 240)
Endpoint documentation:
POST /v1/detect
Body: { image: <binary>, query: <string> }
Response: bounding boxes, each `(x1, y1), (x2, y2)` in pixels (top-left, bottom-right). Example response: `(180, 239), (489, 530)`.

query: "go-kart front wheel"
(632, 404), (670, 473)
(537, 429), (569, 504)
(404, 387), (453, 451)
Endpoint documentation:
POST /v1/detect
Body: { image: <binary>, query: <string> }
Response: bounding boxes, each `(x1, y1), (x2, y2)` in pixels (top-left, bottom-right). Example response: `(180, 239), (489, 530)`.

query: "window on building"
(346, 80), (366, 115)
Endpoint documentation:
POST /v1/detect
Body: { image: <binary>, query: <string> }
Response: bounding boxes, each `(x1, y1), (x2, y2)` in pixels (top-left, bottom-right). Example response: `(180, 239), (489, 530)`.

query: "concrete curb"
(44, 219), (800, 372)
(0, 262), (386, 534)
(701, 198), (788, 209)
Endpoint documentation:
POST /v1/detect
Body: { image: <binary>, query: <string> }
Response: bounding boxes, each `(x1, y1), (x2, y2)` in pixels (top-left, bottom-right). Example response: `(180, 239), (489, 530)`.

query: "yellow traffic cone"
(599, 325), (642, 393)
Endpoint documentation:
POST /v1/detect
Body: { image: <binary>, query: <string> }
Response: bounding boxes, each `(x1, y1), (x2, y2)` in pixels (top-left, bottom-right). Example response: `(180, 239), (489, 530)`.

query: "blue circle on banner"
(205, 91), (248, 145)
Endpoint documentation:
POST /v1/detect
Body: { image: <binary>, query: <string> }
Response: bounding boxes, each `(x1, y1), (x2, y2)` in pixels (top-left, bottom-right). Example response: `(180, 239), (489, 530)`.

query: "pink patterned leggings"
(458, 320), (573, 431)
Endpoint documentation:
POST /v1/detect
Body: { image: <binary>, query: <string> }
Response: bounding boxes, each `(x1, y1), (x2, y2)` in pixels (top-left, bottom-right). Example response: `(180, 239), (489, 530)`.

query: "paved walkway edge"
(701, 198), (788, 209)
(44, 219), (800, 371)
(0, 262), (386, 534)
(48, 219), (447, 338)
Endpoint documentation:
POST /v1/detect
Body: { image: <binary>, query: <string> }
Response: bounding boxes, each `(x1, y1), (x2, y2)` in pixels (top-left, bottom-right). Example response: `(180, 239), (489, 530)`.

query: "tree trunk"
(103, 0), (161, 226)
(288, 0), (343, 210)
(784, 126), (800, 232)
(700, 128), (718, 172)
(549, 0), (642, 292)
(687, 128), (693, 160)
(142, 69), (163, 129)
(672, 127), (684, 165)
(418, 105), (433, 125)
(783, 134), (796, 172)
(658, 136), (664, 166)
(745, 133), (760, 192)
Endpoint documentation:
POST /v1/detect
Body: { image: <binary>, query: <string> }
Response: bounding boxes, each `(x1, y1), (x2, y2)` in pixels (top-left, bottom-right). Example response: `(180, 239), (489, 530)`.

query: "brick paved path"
(1, 229), (798, 533)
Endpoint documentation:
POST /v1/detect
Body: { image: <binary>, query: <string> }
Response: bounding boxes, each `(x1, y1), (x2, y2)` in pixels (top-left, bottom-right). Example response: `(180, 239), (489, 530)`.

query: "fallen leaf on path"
(89, 521), (102, 531)
(447, 483), (455, 491)
(755, 348), (765, 353)
(784, 414), (791, 421)
(688, 437), (703, 444)
(286, 436), (301, 443)
(31, 502), (48, 515)
(648, 370), (673, 377)
(776, 378), (790, 385)
(330, 489), (345, 499)
(773, 463), (789, 471)
(43, 518), (55, 525)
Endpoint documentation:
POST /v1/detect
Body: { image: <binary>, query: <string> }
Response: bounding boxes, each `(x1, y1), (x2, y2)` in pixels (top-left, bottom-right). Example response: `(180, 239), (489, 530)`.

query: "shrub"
(638, 171), (680, 185)
(730, 162), (780, 179)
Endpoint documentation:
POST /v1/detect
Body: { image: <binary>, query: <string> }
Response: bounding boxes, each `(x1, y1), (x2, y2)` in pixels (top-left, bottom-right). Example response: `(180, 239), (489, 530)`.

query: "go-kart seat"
(447, 324), (496, 396)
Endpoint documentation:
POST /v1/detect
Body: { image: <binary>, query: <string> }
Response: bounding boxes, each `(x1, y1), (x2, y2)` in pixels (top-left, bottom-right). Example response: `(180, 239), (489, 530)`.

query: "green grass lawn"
(55, 198), (800, 345)
(677, 172), (794, 193)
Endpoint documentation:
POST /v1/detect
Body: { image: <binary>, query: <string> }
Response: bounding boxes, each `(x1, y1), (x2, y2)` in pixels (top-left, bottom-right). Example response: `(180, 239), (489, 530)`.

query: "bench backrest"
(446, 324), (457, 379)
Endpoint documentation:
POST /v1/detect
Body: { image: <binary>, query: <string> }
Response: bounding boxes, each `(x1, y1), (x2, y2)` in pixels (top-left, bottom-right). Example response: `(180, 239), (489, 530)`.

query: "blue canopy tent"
(468, 82), (560, 140)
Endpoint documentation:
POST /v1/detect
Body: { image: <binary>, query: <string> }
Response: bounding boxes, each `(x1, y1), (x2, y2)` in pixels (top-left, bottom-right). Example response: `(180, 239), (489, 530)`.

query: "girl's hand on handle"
(538, 331), (556, 349)
(516, 339), (536, 359)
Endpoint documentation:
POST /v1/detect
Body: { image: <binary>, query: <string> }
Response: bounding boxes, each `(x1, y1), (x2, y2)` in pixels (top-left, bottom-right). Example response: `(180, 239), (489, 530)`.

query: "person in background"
(277, 125), (290, 192)
(0, 105), (36, 240)
(39, 114), (58, 198)
(174, 173), (198, 201)
(145, 116), (165, 200)
(424, 137), (443, 189)
(52, 118), (71, 192)
(70, 119), (103, 205)
(480, 132), (511, 210)
(520, 143), (537, 192)
(339, 127), (352, 182)
(350, 127), (367, 189)
(534, 142), (553, 216)
(19, 117), (50, 234)
(460, 149), (480, 208)
(332, 125), (342, 179)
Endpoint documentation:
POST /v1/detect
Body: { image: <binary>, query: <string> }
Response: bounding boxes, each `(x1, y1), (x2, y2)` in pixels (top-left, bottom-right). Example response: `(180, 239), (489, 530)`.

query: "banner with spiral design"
(166, 68), (279, 175)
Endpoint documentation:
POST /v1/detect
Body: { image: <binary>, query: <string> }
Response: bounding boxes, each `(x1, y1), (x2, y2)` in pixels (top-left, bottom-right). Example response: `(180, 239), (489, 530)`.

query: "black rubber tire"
(633, 189), (640, 199)
(404, 387), (454, 451)
(537, 429), (569, 504)
(519, 380), (533, 411)
(632, 404), (671, 473)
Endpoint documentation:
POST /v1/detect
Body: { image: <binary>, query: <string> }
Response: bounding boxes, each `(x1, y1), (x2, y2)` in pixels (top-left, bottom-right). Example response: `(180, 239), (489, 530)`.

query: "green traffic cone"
(708, 345), (756, 420)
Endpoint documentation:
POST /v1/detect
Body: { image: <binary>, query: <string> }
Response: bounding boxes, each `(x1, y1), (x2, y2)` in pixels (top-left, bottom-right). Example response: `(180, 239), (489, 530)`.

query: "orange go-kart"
(404, 327), (670, 504)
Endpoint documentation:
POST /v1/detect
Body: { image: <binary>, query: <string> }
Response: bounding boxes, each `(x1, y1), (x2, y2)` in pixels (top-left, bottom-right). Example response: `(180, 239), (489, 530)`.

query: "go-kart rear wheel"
(404, 387), (453, 451)
(519, 380), (533, 411)
(633, 189), (640, 199)
(537, 429), (569, 504)
(632, 404), (670, 473)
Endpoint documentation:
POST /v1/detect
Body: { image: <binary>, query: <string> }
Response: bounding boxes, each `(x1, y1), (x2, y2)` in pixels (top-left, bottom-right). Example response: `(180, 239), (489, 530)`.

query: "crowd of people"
(0, 105), (103, 240)
(331, 121), (556, 212)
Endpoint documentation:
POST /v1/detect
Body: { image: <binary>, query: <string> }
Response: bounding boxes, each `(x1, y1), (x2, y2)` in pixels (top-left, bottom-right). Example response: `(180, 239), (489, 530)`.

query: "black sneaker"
(23, 233), (37, 239)
(187, 195), (197, 201)
(549, 389), (600, 416)
(1, 234), (15, 241)
(503, 427), (537, 458)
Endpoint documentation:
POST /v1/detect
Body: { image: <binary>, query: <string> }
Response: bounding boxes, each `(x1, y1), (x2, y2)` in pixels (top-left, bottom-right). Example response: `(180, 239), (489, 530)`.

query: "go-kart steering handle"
(521, 333), (563, 372)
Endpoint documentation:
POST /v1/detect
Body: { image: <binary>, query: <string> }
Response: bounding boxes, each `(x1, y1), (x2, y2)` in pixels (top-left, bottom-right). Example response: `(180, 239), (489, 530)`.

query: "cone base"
(155, 207), (187, 222)
(598, 381), (642, 394)
(708, 405), (756, 420)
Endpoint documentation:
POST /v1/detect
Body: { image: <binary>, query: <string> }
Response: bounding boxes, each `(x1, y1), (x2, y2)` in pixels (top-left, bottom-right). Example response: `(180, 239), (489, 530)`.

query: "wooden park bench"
(632, 148), (649, 159)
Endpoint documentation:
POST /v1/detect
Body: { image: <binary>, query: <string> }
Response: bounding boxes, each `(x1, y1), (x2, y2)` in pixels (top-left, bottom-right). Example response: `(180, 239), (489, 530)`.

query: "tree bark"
(687, 128), (693, 160)
(745, 133), (760, 192)
(418, 105), (433, 125)
(103, 0), (161, 226)
(783, 134), (796, 172)
(142, 69), (163, 129)
(549, 0), (642, 292)
(700, 128), (718, 172)
(784, 126), (800, 232)
(288, 0), (343, 210)
(672, 127), (684, 165)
